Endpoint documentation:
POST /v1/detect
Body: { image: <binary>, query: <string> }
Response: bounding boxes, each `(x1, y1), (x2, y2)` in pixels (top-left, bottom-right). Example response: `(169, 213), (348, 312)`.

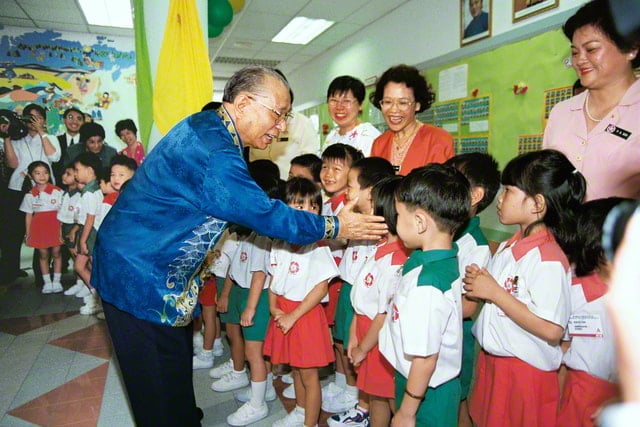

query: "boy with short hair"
(59, 164), (85, 297)
(379, 164), (471, 427)
(95, 154), (137, 231)
(445, 152), (500, 427)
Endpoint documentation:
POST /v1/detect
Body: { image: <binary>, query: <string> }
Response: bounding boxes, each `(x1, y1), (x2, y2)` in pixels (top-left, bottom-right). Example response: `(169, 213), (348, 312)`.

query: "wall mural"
(0, 26), (136, 148)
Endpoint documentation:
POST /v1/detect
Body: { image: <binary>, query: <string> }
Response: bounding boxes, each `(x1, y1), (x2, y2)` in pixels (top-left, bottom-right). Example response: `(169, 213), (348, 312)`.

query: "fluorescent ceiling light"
(79, 0), (133, 28)
(272, 16), (334, 45)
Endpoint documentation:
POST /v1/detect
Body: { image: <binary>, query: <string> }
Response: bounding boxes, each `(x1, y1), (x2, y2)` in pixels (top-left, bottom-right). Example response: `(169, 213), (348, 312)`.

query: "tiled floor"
(0, 249), (335, 427)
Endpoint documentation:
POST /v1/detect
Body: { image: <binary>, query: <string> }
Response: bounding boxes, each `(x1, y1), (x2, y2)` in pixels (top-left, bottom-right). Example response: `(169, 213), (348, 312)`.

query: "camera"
(602, 201), (640, 260)
(19, 114), (34, 124)
(0, 109), (28, 140)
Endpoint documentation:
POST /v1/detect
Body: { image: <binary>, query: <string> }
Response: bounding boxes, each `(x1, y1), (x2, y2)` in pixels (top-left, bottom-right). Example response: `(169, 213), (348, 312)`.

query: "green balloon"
(208, 0), (233, 28)
(208, 23), (224, 38)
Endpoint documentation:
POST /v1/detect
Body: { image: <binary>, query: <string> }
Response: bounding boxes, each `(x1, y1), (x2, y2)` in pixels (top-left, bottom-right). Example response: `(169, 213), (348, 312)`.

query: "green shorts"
(75, 225), (97, 255)
(227, 284), (270, 341)
(61, 223), (75, 249)
(333, 281), (354, 347)
(395, 371), (460, 427)
(460, 318), (475, 399)
(216, 276), (232, 324)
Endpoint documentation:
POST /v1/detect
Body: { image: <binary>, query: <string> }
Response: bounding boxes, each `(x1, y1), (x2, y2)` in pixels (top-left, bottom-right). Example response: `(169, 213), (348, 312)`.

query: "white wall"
(288, 0), (588, 108)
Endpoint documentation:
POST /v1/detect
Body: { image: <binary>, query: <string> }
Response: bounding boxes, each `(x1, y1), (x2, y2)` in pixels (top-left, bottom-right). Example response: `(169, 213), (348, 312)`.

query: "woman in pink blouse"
(115, 119), (145, 166)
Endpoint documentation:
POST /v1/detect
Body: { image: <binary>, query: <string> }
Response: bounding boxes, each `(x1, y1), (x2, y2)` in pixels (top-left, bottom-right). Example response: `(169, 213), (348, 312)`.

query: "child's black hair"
(321, 143), (364, 166)
(27, 161), (53, 183)
(351, 157), (395, 189)
(372, 175), (403, 235)
(396, 163), (471, 235)
(248, 159), (280, 182)
(110, 154), (138, 172)
(285, 177), (322, 213)
(445, 152), (500, 214)
(73, 152), (102, 179)
(501, 149), (586, 254)
(572, 197), (631, 277)
(290, 153), (322, 183)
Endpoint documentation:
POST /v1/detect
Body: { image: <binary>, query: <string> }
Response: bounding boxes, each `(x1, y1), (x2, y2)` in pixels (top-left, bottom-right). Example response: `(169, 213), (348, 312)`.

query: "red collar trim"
(329, 192), (348, 211)
(375, 239), (411, 263)
(572, 273), (608, 302)
(32, 183), (56, 196)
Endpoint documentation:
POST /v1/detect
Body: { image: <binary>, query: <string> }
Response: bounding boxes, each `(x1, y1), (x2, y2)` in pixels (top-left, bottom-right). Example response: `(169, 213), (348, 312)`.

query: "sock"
(356, 404), (369, 414)
(199, 349), (213, 360)
(249, 380), (266, 407)
(53, 273), (61, 283)
(266, 372), (274, 387)
(76, 277), (84, 286)
(214, 337), (223, 346)
(43, 275), (52, 285)
(232, 367), (246, 375)
(294, 405), (306, 415)
(345, 384), (358, 397)
(335, 372), (346, 389)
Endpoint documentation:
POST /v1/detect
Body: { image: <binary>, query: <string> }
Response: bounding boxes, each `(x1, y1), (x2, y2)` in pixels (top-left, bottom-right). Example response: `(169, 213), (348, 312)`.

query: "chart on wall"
(417, 95), (490, 154)
(0, 26), (136, 143)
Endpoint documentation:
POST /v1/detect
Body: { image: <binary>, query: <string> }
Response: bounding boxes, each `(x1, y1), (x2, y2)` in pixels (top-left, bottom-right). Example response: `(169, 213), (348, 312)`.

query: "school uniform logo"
(503, 275), (519, 296)
(50, 199), (57, 204)
(391, 303), (399, 321)
(364, 273), (374, 288)
(289, 261), (300, 275)
(240, 251), (248, 262)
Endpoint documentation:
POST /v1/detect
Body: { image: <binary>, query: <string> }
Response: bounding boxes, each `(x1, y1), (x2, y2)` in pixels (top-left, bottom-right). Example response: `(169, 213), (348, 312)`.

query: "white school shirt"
(562, 274), (616, 382)
(56, 189), (80, 225)
(19, 184), (63, 215)
(472, 230), (571, 371)
(210, 230), (239, 278)
(228, 232), (272, 289)
(455, 217), (492, 283)
(76, 182), (103, 226)
(268, 240), (339, 302)
(379, 248), (462, 386)
(351, 240), (409, 320)
(324, 122), (381, 157)
(339, 239), (377, 285)
(322, 192), (348, 259)
(94, 192), (118, 231)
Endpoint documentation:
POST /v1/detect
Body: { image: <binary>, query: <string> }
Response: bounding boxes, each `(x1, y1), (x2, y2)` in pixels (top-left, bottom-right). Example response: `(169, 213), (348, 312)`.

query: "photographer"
(1, 104), (60, 284)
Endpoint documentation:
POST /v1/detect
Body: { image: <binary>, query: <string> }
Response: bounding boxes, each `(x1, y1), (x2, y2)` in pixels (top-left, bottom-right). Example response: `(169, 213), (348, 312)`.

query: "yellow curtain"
(153, 0), (213, 135)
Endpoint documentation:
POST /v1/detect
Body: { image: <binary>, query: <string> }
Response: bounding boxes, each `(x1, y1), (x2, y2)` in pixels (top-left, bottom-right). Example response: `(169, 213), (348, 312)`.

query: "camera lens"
(602, 201), (640, 261)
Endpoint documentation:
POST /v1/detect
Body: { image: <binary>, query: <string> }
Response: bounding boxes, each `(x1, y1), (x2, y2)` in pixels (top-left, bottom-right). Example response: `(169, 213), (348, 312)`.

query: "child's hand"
(24, 234), (29, 243)
(80, 241), (89, 256)
(240, 307), (255, 327)
(392, 409), (416, 427)
(270, 308), (285, 318)
(216, 295), (229, 313)
(274, 312), (296, 334)
(349, 345), (367, 367)
(463, 266), (500, 302)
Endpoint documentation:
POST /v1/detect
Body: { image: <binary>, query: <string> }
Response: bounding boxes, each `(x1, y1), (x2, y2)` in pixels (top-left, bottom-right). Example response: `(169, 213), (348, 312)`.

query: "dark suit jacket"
(52, 133), (72, 186)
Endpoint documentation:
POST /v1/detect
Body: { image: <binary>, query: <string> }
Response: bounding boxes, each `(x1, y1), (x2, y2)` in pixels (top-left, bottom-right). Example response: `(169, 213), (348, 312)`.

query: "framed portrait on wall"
(461, 0), (491, 46)
(513, 0), (559, 23)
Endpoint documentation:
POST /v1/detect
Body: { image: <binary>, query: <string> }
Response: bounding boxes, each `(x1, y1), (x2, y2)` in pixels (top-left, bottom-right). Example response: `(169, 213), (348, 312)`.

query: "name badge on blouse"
(605, 124), (631, 140)
(568, 313), (604, 338)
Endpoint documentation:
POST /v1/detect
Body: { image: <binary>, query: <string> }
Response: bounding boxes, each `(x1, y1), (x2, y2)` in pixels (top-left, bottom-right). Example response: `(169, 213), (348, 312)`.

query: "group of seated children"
(191, 144), (621, 427)
(20, 122), (137, 317)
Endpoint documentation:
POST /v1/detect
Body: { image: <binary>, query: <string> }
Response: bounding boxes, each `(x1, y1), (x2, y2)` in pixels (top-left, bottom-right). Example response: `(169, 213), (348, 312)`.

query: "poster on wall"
(513, 0), (559, 23)
(0, 26), (136, 149)
(461, 0), (491, 46)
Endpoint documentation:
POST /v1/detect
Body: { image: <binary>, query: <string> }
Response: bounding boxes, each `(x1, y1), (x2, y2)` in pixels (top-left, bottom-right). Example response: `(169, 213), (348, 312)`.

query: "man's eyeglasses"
(379, 98), (416, 111)
(248, 95), (293, 125)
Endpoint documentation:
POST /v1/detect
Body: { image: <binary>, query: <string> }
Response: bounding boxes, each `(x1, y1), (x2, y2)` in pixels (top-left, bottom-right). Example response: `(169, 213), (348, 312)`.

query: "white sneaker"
(51, 282), (63, 293)
(272, 407), (305, 427)
(64, 283), (84, 296)
(192, 350), (214, 370)
(322, 390), (358, 414)
(75, 286), (91, 298)
(41, 282), (54, 294)
(193, 334), (203, 354)
(211, 370), (249, 392)
(281, 372), (294, 384)
(212, 338), (224, 356)
(79, 294), (101, 315)
(322, 381), (344, 400)
(209, 358), (234, 379)
(226, 401), (268, 426)
(327, 404), (370, 427)
(282, 383), (295, 399)
(234, 383), (277, 402)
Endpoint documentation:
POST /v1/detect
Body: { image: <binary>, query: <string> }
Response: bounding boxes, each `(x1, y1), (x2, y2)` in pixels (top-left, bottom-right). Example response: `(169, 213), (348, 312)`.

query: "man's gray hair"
(223, 65), (291, 103)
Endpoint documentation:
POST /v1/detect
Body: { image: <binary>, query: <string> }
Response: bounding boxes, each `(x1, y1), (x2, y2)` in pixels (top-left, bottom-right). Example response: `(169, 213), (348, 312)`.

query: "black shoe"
(17, 269), (28, 278)
(196, 407), (204, 421)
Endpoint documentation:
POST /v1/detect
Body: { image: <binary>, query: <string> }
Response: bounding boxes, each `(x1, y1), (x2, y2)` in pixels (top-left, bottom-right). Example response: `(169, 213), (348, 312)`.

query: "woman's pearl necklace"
(584, 92), (603, 122)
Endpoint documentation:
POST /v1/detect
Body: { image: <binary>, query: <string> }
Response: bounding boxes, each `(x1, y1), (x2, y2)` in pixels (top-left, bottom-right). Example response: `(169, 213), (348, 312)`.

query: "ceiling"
(0, 0), (410, 98)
